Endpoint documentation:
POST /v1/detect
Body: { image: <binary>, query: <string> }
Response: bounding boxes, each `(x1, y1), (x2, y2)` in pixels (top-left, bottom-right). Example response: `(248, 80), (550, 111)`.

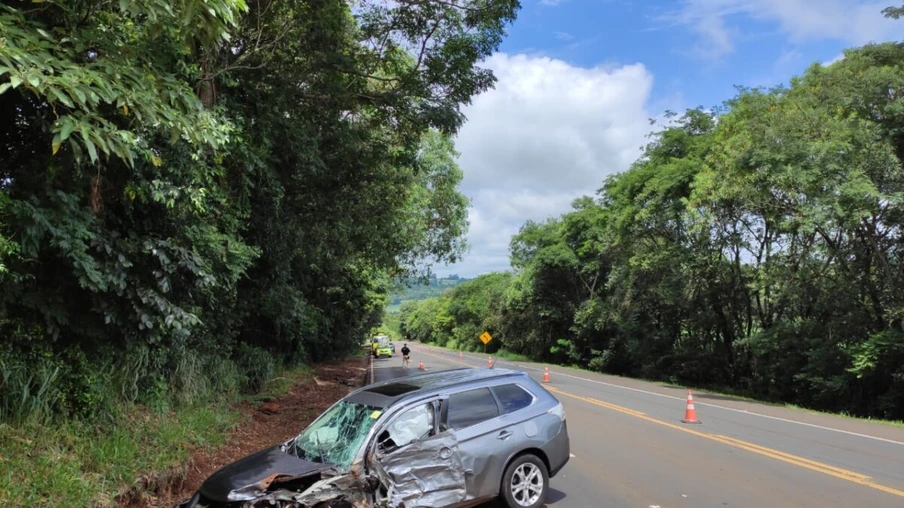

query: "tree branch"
(395, 0), (481, 13)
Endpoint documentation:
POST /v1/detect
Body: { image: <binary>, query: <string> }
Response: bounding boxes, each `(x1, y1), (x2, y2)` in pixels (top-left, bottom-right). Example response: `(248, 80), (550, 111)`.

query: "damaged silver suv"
(174, 367), (570, 508)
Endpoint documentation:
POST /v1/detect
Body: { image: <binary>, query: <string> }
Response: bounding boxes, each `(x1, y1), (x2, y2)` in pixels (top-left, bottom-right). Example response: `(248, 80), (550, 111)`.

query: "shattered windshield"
(291, 400), (383, 469)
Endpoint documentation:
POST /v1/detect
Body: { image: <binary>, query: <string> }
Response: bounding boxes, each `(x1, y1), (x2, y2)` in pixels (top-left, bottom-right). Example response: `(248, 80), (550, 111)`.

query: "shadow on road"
(479, 488), (566, 507)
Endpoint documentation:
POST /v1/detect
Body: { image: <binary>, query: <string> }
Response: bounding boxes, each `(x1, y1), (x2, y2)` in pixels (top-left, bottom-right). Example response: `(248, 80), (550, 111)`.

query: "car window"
(492, 384), (534, 414)
(377, 402), (435, 453)
(447, 387), (500, 430)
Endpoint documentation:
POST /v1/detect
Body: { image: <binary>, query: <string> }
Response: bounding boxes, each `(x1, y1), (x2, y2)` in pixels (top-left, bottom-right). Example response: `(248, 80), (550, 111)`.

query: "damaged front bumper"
(175, 471), (380, 508)
(174, 404), (469, 508)
(172, 443), (382, 508)
(172, 442), (465, 508)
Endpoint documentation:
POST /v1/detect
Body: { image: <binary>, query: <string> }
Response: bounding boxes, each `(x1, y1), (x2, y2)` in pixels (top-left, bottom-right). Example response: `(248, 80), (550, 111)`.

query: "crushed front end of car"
(173, 439), (465, 508)
(174, 399), (407, 508)
(174, 466), (380, 508)
(173, 392), (471, 508)
(172, 442), (379, 508)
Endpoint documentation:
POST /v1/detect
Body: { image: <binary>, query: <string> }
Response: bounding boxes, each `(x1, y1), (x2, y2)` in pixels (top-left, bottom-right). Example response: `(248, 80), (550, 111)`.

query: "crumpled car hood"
(198, 445), (334, 502)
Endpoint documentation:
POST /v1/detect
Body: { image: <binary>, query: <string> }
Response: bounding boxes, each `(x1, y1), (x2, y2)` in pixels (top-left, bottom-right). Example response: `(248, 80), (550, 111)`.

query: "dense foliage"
(400, 40), (904, 419)
(0, 0), (518, 422)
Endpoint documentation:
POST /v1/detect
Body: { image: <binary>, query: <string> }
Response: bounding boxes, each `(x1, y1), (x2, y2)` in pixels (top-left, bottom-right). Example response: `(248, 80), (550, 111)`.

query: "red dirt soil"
(117, 354), (370, 508)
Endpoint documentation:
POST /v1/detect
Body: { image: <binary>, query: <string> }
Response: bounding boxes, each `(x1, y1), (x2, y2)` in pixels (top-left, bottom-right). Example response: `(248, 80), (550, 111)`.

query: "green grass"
(489, 349), (530, 362)
(426, 342), (904, 428)
(0, 404), (239, 508)
(245, 364), (314, 406)
(0, 364), (317, 508)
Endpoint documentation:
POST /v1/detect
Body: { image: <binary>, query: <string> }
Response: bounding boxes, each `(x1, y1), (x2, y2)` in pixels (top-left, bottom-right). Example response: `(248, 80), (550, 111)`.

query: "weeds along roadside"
(0, 345), (364, 508)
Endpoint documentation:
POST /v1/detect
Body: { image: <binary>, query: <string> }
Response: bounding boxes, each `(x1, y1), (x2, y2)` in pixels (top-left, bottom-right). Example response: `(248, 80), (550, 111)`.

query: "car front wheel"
(500, 454), (548, 508)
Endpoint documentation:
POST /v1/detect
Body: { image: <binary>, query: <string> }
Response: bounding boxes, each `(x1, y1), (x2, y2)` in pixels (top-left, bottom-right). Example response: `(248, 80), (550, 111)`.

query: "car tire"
(500, 454), (548, 508)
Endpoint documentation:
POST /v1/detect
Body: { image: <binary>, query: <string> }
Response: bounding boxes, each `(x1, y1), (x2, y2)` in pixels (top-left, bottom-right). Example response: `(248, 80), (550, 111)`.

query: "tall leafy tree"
(0, 0), (519, 419)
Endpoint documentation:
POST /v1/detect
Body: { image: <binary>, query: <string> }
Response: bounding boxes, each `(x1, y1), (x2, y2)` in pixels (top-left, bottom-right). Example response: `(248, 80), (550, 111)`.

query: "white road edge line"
(426, 346), (904, 447)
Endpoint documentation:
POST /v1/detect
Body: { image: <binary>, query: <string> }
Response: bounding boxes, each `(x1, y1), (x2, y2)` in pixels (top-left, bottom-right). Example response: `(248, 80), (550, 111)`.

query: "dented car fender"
(363, 397), (468, 508)
(369, 431), (467, 508)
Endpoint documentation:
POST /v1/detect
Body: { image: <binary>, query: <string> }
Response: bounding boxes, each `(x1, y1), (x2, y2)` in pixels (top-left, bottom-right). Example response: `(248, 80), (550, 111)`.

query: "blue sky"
(436, 0), (904, 278)
(500, 0), (849, 108)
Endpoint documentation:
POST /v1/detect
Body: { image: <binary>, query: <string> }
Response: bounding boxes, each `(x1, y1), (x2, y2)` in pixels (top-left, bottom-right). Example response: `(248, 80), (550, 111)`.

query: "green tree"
(0, 0), (521, 420)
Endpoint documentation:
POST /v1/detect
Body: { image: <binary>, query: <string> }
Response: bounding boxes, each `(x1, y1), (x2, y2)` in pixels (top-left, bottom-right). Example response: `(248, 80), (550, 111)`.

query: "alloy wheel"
(509, 462), (544, 506)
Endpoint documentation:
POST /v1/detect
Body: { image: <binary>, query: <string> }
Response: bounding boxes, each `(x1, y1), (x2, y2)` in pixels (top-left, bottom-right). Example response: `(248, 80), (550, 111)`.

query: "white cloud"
(663, 0), (904, 60)
(822, 53), (845, 66)
(689, 10), (735, 59)
(553, 31), (575, 41)
(436, 53), (659, 277)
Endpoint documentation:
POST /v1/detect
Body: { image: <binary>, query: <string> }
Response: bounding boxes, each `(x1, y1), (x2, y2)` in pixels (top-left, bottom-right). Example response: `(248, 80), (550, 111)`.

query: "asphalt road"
(371, 343), (904, 508)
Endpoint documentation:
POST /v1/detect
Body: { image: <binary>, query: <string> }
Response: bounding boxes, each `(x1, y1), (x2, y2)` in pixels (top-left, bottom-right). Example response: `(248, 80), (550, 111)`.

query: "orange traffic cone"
(418, 360), (425, 371)
(542, 367), (550, 383)
(459, 351), (463, 360)
(681, 390), (701, 424)
(487, 356), (493, 368)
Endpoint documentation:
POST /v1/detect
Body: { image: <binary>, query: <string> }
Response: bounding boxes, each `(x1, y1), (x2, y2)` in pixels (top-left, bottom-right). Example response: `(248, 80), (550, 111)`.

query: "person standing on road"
(401, 343), (411, 368)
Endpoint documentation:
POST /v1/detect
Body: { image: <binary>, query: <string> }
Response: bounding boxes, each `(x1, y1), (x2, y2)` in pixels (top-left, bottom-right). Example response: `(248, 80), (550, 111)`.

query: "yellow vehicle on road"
(371, 335), (393, 358)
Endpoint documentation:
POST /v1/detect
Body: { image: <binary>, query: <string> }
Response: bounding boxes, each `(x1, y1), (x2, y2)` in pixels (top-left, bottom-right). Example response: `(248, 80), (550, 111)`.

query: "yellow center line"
(545, 386), (648, 418)
(418, 347), (473, 368)
(543, 386), (904, 499)
(417, 346), (904, 499)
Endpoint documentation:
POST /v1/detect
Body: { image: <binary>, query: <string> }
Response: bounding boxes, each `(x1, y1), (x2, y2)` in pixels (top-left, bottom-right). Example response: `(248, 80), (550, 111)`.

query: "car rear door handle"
(497, 430), (513, 440)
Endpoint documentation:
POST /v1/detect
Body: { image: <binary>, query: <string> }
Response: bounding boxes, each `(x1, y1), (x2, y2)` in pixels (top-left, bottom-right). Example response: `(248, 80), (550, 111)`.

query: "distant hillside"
(387, 274), (469, 312)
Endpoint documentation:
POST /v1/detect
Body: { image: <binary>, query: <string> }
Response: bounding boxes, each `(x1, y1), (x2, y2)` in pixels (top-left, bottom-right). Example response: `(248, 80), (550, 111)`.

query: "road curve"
(370, 342), (904, 508)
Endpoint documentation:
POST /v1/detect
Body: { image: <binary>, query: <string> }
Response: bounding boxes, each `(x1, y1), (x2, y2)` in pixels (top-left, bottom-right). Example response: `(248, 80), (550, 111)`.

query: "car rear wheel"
(500, 454), (548, 508)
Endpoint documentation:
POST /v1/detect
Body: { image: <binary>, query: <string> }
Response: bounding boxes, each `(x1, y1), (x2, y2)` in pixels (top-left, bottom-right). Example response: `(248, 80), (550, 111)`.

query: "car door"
(443, 386), (513, 502)
(442, 383), (540, 502)
(370, 400), (467, 508)
(486, 381), (541, 465)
